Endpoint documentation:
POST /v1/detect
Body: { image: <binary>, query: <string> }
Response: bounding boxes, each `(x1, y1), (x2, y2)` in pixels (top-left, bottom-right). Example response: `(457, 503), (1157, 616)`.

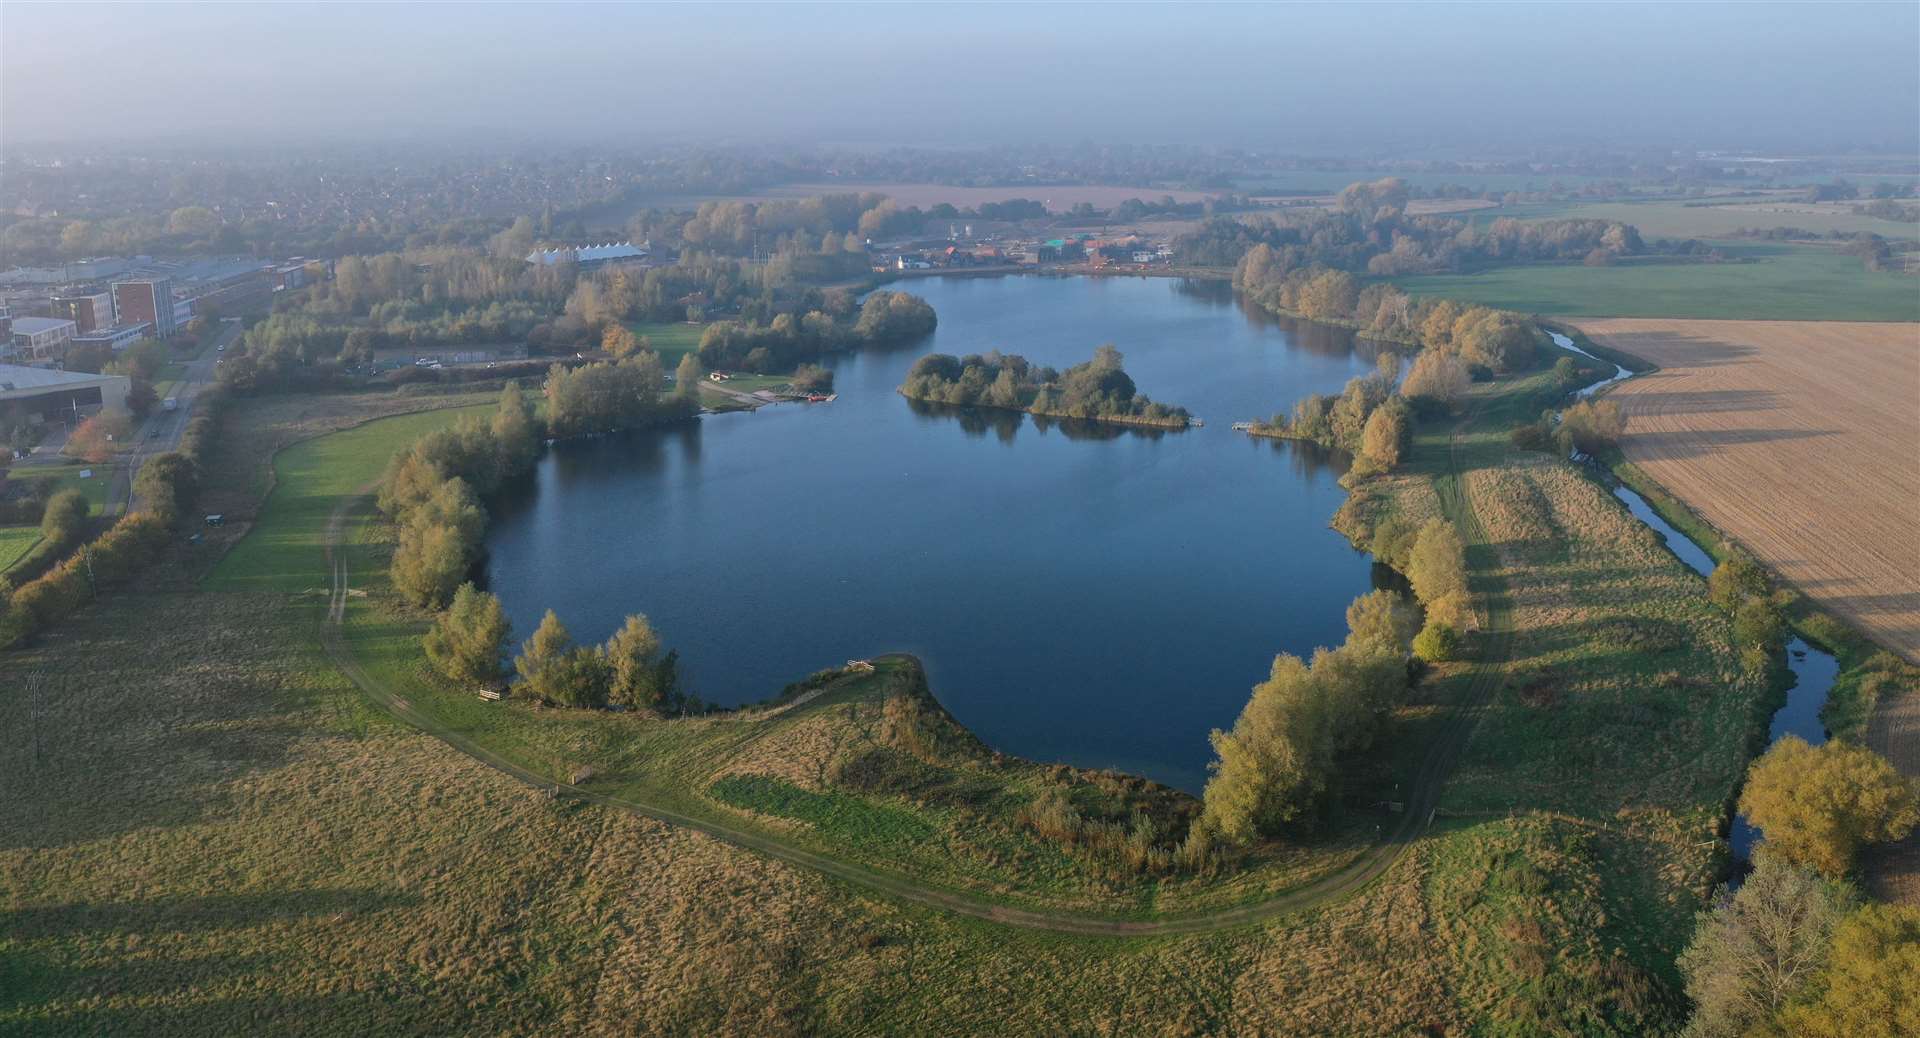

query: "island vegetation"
(898, 344), (1191, 428)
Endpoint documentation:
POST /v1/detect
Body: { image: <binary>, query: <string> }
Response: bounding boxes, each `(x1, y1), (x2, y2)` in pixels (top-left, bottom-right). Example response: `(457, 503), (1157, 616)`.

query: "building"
(8, 316), (77, 364)
(525, 241), (649, 268)
(0, 364), (129, 423)
(69, 321), (154, 354)
(112, 279), (177, 337)
(50, 290), (115, 333)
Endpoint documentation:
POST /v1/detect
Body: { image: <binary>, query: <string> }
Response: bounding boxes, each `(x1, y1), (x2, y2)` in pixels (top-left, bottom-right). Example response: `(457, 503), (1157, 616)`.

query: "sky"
(4, 1), (1917, 154)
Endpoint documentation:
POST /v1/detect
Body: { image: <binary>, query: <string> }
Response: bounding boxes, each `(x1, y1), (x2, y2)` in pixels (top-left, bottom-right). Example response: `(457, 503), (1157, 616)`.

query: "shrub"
(1413, 621), (1461, 661)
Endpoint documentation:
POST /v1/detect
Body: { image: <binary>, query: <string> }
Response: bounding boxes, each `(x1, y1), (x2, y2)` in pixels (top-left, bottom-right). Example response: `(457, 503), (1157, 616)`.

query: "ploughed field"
(1573, 318), (1920, 663)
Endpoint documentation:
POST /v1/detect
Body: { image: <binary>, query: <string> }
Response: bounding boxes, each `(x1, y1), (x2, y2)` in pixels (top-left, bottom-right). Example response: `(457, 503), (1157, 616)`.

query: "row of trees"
(1255, 354), (1411, 478)
(378, 384), (542, 608)
(1179, 178), (1646, 274)
(1236, 252), (1540, 372)
(899, 344), (1191, 428)
(1680, 737), (1917, 1037)
(694, 290), (937, 373)
(1199, 589), (1417, 842)
(422, 587), (687, 712)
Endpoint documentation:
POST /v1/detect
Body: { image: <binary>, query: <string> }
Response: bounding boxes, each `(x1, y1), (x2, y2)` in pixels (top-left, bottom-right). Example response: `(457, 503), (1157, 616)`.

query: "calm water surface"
(484, 276), (1397, 791)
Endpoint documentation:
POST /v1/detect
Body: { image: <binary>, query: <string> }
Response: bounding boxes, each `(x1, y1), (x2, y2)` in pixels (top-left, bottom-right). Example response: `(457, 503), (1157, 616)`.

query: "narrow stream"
(1555, 331), (1836, 861)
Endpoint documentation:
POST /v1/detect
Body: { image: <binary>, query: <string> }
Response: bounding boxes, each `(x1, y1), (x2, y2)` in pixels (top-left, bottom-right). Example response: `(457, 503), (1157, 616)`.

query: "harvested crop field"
(1573, 318), (1920, 664)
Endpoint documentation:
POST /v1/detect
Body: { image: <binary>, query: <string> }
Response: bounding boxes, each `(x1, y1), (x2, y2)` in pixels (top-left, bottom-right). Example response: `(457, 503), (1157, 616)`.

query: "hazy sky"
(4, 2), (1917, 153)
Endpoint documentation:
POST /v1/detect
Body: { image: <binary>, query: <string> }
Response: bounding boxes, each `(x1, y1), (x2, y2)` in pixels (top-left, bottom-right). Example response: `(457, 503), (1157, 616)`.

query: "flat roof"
(0, 364), (127, 397)
(10, 316), (77, 335)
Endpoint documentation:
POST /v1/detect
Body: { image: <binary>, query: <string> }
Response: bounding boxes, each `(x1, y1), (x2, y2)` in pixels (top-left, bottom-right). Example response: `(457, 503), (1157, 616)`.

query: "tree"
(674, 352), (702, 397)
(602, 323), (638, 359)
(1344, 589), (1415, 659)
(133, 452), (197, 519)
(423, 583), (509, 687)
(514, 610), (607, 708)
(489, 381), (540, 473)
(1407, 519), (1468, 607)
(603, 613), (666, 709)
(1412, 622), (1461, 661)
(1739, 737), (1920, 878)
(1356, 398), (1409, 474)
(41, 489), (88, 542)
(68, 413), (128, 464)
(1401, 350), (1470, 409)
(1709, 557), (1769, 612)
(1201, 653), (1332, 842)
(390, 521), (468, 608)
(126, 380), (158, 418)
(1778, 903), (1920, 1038)
(1560, 398), (1625, 454)
(1677, 856), (1857, 1038)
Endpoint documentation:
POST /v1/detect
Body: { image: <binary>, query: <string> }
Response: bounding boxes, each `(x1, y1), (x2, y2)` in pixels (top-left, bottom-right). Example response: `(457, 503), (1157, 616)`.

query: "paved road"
(108, 322), (237, 516)
(313, 403), (1517, 935)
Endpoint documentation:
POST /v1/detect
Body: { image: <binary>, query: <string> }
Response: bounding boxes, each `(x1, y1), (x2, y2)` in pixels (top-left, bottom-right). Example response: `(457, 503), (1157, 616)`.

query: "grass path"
(311, 402), (1516, 933)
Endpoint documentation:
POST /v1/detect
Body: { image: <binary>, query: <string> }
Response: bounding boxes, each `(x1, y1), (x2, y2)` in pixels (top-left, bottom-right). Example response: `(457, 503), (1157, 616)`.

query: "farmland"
(1574, 318), (1920, 664)
(1393, 242), (1920, 322)
(1495, 198), (1920, 240)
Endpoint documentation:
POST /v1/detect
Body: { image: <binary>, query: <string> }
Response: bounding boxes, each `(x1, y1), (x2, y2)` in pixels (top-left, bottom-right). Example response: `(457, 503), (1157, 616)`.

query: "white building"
(526, 241), (649, 268)
(8, 316), (77, 365)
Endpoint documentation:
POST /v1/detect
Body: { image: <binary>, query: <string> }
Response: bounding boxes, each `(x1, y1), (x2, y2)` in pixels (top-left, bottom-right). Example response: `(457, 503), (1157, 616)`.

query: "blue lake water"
(482, 275), (1398, 792)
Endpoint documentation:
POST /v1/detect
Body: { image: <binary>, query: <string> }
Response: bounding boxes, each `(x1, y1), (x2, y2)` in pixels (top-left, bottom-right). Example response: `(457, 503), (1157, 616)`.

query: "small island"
(898, 344), (1193, 429)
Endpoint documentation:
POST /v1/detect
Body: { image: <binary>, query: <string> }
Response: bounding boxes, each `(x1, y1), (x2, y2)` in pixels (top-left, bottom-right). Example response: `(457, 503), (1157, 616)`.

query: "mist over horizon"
(5, 1), (1917, 155)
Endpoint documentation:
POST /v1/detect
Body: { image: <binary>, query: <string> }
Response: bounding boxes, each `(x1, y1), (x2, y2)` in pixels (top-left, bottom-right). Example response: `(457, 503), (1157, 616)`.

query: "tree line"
(898, 344), (1190, 428)
(1176, 177), (1647, 274)
(694, 291), (937, 374)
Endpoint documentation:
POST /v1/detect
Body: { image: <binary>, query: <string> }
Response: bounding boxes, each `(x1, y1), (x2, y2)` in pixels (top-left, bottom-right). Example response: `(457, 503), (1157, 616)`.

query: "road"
(312, 402), (1518, 936)
(106, 321), (237, 516)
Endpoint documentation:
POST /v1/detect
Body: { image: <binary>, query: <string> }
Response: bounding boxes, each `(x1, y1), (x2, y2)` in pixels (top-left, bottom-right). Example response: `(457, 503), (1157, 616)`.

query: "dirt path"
(314, 415), (1512, 935)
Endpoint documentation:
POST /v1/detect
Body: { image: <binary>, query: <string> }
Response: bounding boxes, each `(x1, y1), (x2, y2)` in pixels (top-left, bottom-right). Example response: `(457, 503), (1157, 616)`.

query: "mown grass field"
(0, 526), (41, 572)
(206, 403), (494, 593)
(625, 319), (707, 365)
(1393, 242), (1920, 322)
(1501, 198), (1920, 240)
(8, 464), (110, 516)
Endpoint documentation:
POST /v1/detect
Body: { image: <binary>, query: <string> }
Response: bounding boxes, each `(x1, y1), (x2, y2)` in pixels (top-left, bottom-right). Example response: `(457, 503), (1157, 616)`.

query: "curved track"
(317, 415), (1513, 935)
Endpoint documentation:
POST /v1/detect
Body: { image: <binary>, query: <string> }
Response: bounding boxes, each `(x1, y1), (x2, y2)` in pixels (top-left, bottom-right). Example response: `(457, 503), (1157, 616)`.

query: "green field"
(0, 525), (41, 572)
(1392, 242), (1920, 321)
(8, 464), (110, 516)
(205, 404), (493, 592)
(1495, 198), (1919, 241)
(624, 320), (707, 365)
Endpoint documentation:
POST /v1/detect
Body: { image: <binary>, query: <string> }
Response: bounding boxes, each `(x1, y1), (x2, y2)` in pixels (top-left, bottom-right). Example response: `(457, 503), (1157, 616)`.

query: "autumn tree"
(1201, 653), (1332, 842)
(1709, 556), (1770, 612)
(1353, 397), (1410, 476)
(1344, 589), (1415, 659)
(133, 452), (197, 520)
(1401, 350), (1470, 409)
(514, 610), (607, 708)
(423, 582), (509, 687)
(1738, 737), (1920, 877)
(1559, 398), (1625, 454)
(1677, 855), (1857, 1038)
(601, 323), (638, 358)
(674, 352), (702, 397)
(1777, 903), (1920, 1038)
(390, 521), (468, 609)
(40, 489), (88, 543)
(602, 613), (669, 710)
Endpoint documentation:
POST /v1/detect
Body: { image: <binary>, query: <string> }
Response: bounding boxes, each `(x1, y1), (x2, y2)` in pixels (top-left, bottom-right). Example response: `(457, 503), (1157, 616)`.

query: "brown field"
(1574, 318), (1920, 664)
(607, 181), (1218, 218)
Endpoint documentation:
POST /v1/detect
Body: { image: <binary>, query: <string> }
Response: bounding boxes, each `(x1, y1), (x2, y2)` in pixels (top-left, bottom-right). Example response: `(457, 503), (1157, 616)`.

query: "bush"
(1413, 621), (1461, 661)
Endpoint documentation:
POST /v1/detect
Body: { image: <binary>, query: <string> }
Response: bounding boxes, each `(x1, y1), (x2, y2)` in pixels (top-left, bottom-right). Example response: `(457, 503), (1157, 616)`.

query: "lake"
(483, 275), (1398, 792)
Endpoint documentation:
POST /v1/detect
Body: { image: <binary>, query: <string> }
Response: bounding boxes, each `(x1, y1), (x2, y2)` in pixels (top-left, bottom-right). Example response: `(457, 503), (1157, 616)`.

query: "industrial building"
(50, 290), (115, 333)
(8, 316), (78, 365)
(526, 241), (649, 268)
(70, 321), (154, 354)
(112, 279), (177, 338)
(0, 364), (130, 423)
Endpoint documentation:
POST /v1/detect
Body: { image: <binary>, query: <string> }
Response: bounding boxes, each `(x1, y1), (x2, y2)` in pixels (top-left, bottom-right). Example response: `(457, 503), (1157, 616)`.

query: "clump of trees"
(1739, 736), (1919, 878)
(694, 290), (936, 374)
(542, 351), (697, 439)
(1400, 350), (1471, 412)
(899, 344), (1191, 428)
(1200, 589), (1415, 842)
(379, 383), (542, 608)
(424, 582), (511, 688)
(1680, 850), (1920, 1038)
(510, 609), (683, 712)
(1251, 354), (1405, 467)
(1183, 179), (1645, 274)
(1559, 398), (1626, 455)
(1706, 556), (1787, 673)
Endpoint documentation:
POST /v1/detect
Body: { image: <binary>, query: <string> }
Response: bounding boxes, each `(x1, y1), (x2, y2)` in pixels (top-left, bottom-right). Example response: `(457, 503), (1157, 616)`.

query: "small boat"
(1231, 421), (1253, 431)
(1187, 417), (1205, 427)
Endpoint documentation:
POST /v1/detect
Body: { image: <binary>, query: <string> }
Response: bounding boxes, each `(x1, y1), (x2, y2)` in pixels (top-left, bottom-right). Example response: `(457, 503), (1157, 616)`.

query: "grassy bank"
(1391, 241), (1920, 321)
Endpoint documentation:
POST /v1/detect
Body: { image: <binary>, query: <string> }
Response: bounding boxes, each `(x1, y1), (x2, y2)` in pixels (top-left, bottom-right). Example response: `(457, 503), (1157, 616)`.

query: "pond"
(482, 275), (1397, 792)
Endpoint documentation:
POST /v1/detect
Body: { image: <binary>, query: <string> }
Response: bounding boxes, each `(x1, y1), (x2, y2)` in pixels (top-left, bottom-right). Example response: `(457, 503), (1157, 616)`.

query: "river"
(483, 275), (1397, 791)
(1554, 329), (1837, 860)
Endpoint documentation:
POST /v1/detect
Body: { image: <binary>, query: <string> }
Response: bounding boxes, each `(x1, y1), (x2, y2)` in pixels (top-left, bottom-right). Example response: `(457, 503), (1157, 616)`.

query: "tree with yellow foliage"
(1739, 736), (1919, 878)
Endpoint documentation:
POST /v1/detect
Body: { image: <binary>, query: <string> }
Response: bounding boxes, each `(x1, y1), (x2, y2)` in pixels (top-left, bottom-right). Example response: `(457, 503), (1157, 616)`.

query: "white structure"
(525, 241), (649, 267)
(70, 321), (154, 353)
(8, 316), (77, 365)
(0, 363), (130, 418)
